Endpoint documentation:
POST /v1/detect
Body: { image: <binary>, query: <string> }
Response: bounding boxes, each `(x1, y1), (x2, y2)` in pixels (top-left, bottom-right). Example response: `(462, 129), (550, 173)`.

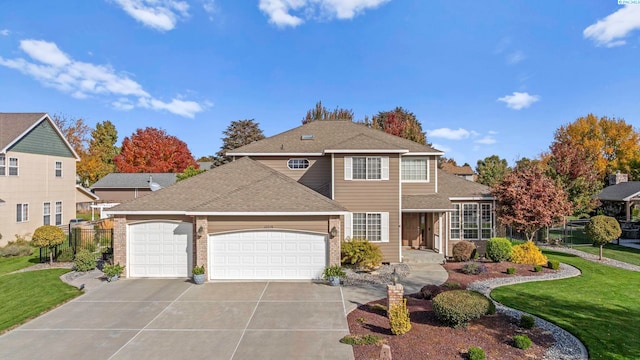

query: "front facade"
(0, 113), (79, 245)
(108, 120), (494, 280)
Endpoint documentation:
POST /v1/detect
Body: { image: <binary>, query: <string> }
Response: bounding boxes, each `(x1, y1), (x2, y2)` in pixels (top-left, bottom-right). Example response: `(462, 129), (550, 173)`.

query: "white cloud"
(584, 5), (640, 47)
(506, 51), (525, 65)
(0, 29), (9, 36)
(202, 0), (216, 19)
(258, 0), (389, 28)
(112, 0), (190, 31)
(475, 136), (496, 145)
(429, 128), (473, 140)
(488, 130), (498, 135)
(0, 39), (204, 118)
(497, 91), (540, 110)
(431, 143), (451, 153)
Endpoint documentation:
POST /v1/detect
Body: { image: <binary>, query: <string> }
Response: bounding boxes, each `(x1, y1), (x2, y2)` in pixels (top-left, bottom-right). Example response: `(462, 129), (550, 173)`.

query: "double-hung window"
(345, 156), (388, 180)
(9, 157), (18, 176)
(16, 203), (29, 222)
(43, 202), (51, 225)
(450, 203), (493, 240)
(401, 157), (429, 181)
(0, 155), (5, 176)
(481, 204), (492, 239)
(347, 212), (388, 242)
(55, 161), (63, 177)
(450, 204), (461, 239)
(463, 204), (479, 239)
(55, 201), (63, 226)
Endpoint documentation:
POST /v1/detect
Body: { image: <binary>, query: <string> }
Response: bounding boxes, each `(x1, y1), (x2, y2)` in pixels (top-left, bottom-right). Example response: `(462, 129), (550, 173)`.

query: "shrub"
(432, 290), (495, 327)
(339, 334), (384, 345)
(452, 241), (476, 262)
(323, 265), (346, 279)
(461, 262), (488, 275)
(510, 241), (547, 265)
(585, 215), (622, 260)
(103, 263), (124, 278)
(548, 259), (560, 270)
(0, 239), (32, 257)
(31, 225), (66, 265)
(341, 238), (383, 270)
(486, 237), (513, 262)
(533, 265), (543, 272)
(81, 242), (97, 253)
(506, 267), (516, 275)
(389, 298), (412, 335)
(56, 248), (75, 262)
(519, 314), (535, 329)
(513, 334), (532, 349)
(442, 281), (461, 289)
(468, 346), (485, 360)
(74, 249), (96, 272)
(369, 303), (387, 314)
(419, 284), (442, 300)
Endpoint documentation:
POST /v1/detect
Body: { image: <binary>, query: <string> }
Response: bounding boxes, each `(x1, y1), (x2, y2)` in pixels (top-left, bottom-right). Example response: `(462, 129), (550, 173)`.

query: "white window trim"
(287, 158), (310, 170)
(346, 212), (389, 242)
(401, 157), (430, 183)
(55, 161), (63, 177)
(450, 203), (493, 241)
(43, 202), (51, 225)
(17, 203), (29, 223)
(55, 201), (63, 226)
(344, 156), (389, 181)
(9, 157), (18, 176)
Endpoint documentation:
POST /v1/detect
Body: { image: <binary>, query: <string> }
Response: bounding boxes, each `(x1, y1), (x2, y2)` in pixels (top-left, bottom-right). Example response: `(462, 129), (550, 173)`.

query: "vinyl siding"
(254, 156), (331, 193)
(9, 120), (75, 158)
(207, 216), (329, 235)
(401, 156), (437, 195)
(333, 153), (400, 262)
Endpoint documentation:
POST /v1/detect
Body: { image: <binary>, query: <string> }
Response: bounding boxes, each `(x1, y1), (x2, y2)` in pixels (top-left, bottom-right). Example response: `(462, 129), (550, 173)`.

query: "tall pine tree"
(212, 119), (266, 168)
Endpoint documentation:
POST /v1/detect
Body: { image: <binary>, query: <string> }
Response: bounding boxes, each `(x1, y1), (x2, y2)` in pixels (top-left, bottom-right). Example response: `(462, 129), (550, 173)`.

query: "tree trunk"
(599, 245), (603, 260)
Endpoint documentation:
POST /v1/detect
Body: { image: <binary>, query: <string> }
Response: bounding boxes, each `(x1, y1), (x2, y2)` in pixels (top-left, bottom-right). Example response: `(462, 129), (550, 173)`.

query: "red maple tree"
(114, 127), (197, 173)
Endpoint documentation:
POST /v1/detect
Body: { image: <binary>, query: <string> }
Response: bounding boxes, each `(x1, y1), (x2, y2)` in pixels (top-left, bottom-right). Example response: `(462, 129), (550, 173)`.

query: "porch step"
(402, 247), (445, 264)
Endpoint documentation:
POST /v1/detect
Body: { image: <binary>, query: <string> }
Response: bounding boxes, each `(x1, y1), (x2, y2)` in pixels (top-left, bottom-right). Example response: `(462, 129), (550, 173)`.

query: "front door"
(402, 213), (421, 248)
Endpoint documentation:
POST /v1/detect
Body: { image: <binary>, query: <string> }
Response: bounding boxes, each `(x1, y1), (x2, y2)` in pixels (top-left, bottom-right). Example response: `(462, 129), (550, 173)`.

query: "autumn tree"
(554, 114), (640, 180)
(212, 119), (265, 168)
(476, 155), (511, 187)
(77, 121), (119, 186)
(438, 157), (458, 168)
(492, 165), (572, 242)
(368, 107), (427, 145)
(52, 114), (90, 157)
(114, 127), (197, 173)
(301, 101), (354, 124)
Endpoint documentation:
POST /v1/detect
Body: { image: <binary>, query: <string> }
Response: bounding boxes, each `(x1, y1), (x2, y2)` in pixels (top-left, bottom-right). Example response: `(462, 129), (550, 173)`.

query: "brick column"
(329, 215), (342, 266)
(113, 216), (127, 277)
(387, 284), (404, 317)
(194, 216), (209, 276)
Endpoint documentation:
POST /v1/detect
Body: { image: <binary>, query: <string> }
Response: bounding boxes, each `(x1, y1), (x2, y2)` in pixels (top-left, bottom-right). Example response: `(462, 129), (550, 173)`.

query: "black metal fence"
(39, 226), (113, 263)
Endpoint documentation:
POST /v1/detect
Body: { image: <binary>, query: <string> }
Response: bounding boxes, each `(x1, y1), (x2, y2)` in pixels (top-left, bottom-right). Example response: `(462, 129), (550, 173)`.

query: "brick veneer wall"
(329, 216), (342, 266)
(387, 284), (404, 316)
(113, 215), (127, 277)
(195, 216), (208, 276)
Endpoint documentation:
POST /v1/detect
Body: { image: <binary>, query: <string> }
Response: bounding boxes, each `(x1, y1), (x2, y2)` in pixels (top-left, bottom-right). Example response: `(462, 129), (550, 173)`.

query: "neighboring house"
(0, 113), (79, 245)
(594, 180), (640, 222)
(90, 173), (177, 202)
(107, 120), (494, 280)
(440, 163), (476, 181)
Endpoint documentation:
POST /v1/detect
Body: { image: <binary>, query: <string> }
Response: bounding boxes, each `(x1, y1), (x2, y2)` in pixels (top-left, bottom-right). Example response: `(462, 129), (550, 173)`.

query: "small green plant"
(548, 259), (560, 270)
(506, 267), (516, 275)
(103, 263), (125, 278)
(442, 281), (461, 289)
(533, 265), (543, 272)
(389, 298), (412, 335)
(519, 314), (535, 329)
(56, 248), (75, 262)
(432, 290), (495, 328)
(0, 239), (32, 257)
(357, 317), (366, 323)
(461, 262), (488, 275)
(468, 346), (485, 360)
(513, 334), (532, 349)
(339, 334), (384, 345)
(452, 241), (476, 262)
(341, 238), (383, 270)
(322, 265), (346, 279)
(192, 265), (205, 275)
(486, 237), (513, 262)
(369, 303), (387, 313)
(74, 249), (96, 272)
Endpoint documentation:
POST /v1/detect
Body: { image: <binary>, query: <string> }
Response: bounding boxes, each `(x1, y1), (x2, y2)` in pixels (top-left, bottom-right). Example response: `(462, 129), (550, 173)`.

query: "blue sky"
(1, 1), (639, 166)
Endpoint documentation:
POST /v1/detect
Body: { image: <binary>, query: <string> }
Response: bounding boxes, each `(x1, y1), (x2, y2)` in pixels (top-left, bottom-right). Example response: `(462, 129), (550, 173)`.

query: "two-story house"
(0, 113), (80, 245)
(107, 120), (494, 280)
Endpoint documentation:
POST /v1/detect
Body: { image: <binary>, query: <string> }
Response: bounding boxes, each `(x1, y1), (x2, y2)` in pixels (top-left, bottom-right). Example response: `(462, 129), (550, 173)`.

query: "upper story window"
(16, 203), (29, 223)
(345, 156), (389, 180)
(401, 157), (429, 182)
(55, 161), (63, 177)
(287, 158), (309, 170)
(9, 157), (18, 176)
(0, 155), (5, 176)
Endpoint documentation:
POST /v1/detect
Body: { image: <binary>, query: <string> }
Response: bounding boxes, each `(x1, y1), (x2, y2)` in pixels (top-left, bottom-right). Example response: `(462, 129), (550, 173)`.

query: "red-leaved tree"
(114, 127), (197, 173)
(492, 164), (572, 242)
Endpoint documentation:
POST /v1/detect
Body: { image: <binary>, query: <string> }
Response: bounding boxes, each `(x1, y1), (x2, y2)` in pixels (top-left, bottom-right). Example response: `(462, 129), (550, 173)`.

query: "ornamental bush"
(513, 334), (532, 349)
(432, 290), (495, 327)
(585, 215), (622, 260)
(461, 262), (488, 275)
(31, 225), (66, 265)
(506, 267), (516, 274)
(510, 241), (547, 265)
(468, 346), (486, 360)
(341, 238), (383, 270)
(452, 241), (476, 262)
(0, 239), (32, 257)
(74, 249), (96, 272)
(519, 314), (535, 329)
(548, 259), (560, 270)
(389, 298), (412, 335)
(486, 237), (513, 262)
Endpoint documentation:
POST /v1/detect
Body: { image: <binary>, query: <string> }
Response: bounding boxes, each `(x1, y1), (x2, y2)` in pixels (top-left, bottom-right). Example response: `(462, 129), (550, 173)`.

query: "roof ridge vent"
(301, 134), (314, 140)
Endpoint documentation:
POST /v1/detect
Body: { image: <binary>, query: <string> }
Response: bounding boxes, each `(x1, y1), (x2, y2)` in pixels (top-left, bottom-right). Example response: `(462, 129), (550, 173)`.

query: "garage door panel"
(129, 222), (192, 278)
(209, 231), (327, 280)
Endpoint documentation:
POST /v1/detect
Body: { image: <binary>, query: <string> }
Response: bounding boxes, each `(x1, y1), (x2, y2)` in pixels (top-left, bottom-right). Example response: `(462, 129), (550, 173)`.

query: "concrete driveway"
(0, 280), (354, 360)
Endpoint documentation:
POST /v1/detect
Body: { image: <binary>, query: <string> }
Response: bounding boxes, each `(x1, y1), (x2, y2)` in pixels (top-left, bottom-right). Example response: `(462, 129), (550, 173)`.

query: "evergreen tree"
(212, 119), (266, 168)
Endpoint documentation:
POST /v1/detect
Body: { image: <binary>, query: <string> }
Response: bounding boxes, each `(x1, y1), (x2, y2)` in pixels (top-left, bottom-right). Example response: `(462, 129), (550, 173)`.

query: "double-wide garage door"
(209, 231), (327, 280)
(128, 222), (192, 278)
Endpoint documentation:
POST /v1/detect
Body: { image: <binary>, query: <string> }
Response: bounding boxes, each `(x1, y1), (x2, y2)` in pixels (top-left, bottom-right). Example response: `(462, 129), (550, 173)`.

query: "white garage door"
(209, 231), (327, 280)
(128, 222), (192, 278)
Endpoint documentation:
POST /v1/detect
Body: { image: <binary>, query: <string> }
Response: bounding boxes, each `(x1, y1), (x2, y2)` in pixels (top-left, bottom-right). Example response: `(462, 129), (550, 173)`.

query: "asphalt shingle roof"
(437, 170), (492, 198)
(441, 163), (475, 175)
(91, 173), (177, 189)
(0, 113), (47, 150)
(594, 182), (640, 201)
(402, 194), (453, 211)
(109, 157), (347, 213)
(227, 120), (442, 155)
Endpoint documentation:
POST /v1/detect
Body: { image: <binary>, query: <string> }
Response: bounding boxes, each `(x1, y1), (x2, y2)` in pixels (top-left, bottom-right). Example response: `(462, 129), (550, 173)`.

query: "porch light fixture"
(329, 226), (338, 239)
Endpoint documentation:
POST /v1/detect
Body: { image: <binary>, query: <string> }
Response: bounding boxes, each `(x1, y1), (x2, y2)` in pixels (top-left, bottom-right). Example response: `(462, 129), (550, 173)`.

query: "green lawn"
(572, 243), (640, 267)
(492, 250), (640, 360)
(0, 269), (82, 333)
(0, 251), (40, 276)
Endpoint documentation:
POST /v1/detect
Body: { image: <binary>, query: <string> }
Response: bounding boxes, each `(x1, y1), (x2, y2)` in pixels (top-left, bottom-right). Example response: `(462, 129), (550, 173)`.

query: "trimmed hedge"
(452, 241), (476, 262)
(468, 346), (485, 360)
(432, 290), (495, 327)
(486, 237), (512, 262)
(513, 335), (532, 349)
(548, 259), (560, 270)
(519, 314), (535, 329)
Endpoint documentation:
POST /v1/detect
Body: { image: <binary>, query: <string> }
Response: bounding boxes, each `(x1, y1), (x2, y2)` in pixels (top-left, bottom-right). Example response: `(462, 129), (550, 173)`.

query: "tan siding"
(334, 153), (400, 262)
(401, 156), (437, 195)
(254, 156), (331, 192)
(208, 215), (329, 235)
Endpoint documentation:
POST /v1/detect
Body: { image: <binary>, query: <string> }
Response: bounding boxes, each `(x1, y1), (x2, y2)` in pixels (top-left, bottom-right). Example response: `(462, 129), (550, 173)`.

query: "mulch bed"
(347, 260), (557, 360)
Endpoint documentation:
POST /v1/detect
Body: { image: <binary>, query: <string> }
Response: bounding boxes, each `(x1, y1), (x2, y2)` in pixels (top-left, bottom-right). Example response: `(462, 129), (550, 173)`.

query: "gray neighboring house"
(594, 181), (640, 221)
(90, 173), (178, 203)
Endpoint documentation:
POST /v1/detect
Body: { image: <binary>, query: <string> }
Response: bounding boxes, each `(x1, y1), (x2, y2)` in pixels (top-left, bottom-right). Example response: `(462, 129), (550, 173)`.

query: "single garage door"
(209, 230), (327, 280)
(128, 222), (192, 278)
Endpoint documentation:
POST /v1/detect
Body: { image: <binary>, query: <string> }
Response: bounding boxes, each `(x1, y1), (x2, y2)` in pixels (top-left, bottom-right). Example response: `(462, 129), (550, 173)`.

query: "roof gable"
(0, 113), (79, 159)
(595, 182), (640, 201)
